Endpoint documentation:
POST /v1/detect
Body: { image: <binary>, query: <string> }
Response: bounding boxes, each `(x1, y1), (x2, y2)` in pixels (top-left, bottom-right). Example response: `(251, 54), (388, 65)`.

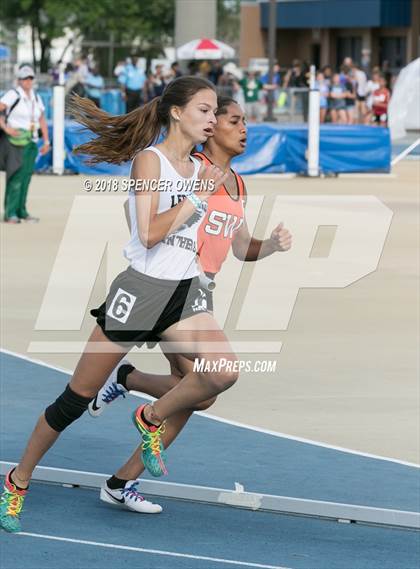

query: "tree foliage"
(0, 0), (175, 72)
(217, 0), (240, 48)
(2, 0), (72, 71)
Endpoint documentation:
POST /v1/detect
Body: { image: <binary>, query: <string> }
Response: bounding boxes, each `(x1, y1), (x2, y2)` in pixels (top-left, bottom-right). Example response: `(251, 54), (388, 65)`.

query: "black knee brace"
(45, 384), (93, 432)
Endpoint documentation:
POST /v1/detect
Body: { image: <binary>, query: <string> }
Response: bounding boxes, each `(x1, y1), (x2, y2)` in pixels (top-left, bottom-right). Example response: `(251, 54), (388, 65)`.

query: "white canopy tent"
(388, 58), (420, 140)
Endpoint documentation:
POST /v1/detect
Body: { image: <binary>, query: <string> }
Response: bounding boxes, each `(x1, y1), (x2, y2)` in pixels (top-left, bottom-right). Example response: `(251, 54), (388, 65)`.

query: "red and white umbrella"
(177, 38), (235, 60)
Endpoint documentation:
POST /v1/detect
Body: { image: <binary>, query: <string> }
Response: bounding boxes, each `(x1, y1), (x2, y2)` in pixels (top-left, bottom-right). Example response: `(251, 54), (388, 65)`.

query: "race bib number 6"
(107, 288), (137, 324)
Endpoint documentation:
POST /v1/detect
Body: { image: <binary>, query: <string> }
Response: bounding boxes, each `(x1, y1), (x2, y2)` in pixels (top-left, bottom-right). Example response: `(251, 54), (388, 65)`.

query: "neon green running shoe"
(0, 471), (27, 533)
(132, 405), (168, 477)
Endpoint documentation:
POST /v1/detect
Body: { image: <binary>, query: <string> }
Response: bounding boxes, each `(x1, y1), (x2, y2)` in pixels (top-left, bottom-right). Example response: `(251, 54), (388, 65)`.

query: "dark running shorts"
(203, 271), (215, 312)
(329, 100), (346, 111)
(373, 113), (388, 124)
(206, 288), (214, 312)
(91, 266), (210, 348)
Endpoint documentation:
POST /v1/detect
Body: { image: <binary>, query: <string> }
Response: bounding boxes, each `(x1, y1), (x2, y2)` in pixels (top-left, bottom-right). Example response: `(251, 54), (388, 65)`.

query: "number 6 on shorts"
(107, 288), (137, 324)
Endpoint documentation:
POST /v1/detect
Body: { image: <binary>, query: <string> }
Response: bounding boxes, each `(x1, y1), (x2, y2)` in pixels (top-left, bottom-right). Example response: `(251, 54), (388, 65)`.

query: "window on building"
(336, 37), (362, 67)
(379, 37), (406, 71)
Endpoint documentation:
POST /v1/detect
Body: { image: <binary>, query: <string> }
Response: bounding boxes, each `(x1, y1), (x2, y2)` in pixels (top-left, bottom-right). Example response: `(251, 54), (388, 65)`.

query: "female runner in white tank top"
(86, 97), (292, 514)
(0, 77), (241, 533)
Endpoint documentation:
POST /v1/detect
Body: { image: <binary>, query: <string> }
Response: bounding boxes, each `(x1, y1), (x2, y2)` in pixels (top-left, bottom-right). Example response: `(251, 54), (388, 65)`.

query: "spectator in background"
(261, 63), (282, 107)
(284, 59), (308, 89)
(51, 60), (65, 85)
(316, 71), (329, 123)
(209, 61), (224, 85)
(187, 61), (198, 76)
(76, 56), (90, 84)
(364, 70), (381, 124)
(0, 65), (50, 223)
(343, 56), (353, 69)
(232, 78), (245, 110)
(371, 74), (390, 127)
(119, 56), (146, 113)
(218, 69), (236, 98)
(329, 73), (347, 124)
(341, 66), (356, 124)
(65, 60), (86, 98)
(339, 64), (350, 86)
(52, 60), (76, 86)
(240, 70), (264, 122)
(143, 71), (156, 103)
(353, 62), (368, 123)
(381, 60), (392, 92)
(85, 66), (104, 108)
(283, 59), (309, 121)
(170, 61), (182, 79)
(86, 54), (96, 75)
(198, 60), (211, 79)
(219, 63), (245, 109)
(219, 73), (244, 108)
(261, 63), (281, 89)
(113, 60), (126, 81)
(322, 65), (333, 86)
(361, 49), (371, 74)
(150, 65), (168, 98)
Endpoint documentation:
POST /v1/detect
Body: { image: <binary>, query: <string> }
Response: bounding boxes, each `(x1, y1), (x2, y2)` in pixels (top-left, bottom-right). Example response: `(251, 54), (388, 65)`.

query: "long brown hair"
(70, 76), (216, 164)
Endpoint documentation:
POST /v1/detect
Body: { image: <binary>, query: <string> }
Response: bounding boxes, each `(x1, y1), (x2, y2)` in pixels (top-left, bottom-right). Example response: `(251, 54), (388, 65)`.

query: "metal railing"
(273, 87), (309, 122)
(216, 86), (310, 123)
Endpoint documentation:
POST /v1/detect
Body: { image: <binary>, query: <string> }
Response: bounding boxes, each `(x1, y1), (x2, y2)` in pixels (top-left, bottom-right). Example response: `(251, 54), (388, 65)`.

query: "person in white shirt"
(353, 63), (368, 124)
(0, 65), (50, 223)
(364, 71), (381, 125)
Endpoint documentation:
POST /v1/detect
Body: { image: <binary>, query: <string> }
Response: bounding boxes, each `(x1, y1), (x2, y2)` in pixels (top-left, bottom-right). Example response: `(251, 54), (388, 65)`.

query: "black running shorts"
(91, 267), (209, 348)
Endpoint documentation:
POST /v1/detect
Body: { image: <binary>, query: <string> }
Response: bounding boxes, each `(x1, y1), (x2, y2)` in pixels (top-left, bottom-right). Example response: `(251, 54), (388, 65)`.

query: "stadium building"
(240, 0), (420, 71)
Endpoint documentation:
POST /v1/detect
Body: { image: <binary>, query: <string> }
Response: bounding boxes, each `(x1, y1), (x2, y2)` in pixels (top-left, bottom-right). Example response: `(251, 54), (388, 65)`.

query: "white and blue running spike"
(88, 359), (131, 418)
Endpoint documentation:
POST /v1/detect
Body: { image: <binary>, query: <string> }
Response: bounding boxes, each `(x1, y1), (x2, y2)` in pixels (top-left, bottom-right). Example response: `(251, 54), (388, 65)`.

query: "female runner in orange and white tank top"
(194, 149), (246, 279)
(88, 97), (293, 512)
(192, 97), (290, 308)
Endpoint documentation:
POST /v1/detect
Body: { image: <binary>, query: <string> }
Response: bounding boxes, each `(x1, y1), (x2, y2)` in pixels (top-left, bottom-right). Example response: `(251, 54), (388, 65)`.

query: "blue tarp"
(231, 123), (390, 174)
(35, 122), (391, 175)
(0, 45), (11, 60)
(32, 89), (125, 121)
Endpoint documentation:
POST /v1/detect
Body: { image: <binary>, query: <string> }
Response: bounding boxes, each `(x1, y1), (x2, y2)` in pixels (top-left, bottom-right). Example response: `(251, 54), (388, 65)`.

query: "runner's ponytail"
(70, 76), (216, 164)
(71, 96), (161, 164)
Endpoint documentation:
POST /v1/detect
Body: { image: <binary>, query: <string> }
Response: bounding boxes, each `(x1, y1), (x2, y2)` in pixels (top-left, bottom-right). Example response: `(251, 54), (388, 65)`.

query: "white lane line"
(1, 347), (419, 469)
(391, 138), (420, 166)
(194, 412), (420, 469)
(247, 173), (296, 179)
(16, 532), (291, 569)
(337, 173), (396, 179)
(0, 347), (71, 375)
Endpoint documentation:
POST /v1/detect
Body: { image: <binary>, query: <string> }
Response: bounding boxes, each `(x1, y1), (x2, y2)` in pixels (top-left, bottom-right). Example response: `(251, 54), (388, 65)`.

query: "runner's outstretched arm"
(232, 220), (292, 261)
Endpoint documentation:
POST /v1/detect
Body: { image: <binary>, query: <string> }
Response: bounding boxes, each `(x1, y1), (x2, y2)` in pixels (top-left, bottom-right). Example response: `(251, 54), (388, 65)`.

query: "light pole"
(265, 0), (277, 122)
(307, 64), (320, 177)
(52, 61), (65, 175)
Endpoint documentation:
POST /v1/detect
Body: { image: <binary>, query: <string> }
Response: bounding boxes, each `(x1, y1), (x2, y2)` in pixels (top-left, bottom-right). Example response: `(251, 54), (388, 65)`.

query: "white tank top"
(124, 146), (203, 280)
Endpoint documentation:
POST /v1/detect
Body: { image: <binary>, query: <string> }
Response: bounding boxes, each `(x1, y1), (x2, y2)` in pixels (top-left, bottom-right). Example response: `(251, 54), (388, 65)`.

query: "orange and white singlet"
(193, 152), (246, 275)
